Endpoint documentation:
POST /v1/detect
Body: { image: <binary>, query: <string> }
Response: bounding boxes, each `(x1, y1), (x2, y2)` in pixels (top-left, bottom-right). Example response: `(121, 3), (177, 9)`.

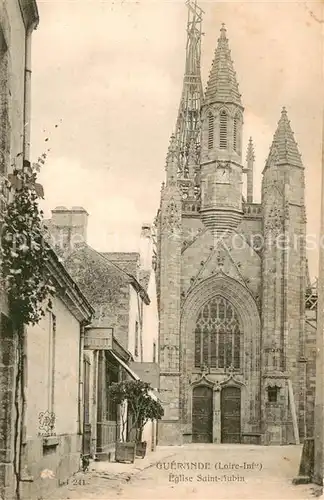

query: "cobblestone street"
(44, 445), (320, 500)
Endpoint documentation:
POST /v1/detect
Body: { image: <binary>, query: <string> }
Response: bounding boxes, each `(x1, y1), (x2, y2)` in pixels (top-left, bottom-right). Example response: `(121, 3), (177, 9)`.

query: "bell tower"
(200, 24), (244, 235)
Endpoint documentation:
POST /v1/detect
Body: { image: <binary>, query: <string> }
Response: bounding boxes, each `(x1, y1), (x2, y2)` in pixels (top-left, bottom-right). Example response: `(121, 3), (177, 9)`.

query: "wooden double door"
(192, 385), (241, 444)
(192, 386), (213, 443)
(221, 386), (241, 443)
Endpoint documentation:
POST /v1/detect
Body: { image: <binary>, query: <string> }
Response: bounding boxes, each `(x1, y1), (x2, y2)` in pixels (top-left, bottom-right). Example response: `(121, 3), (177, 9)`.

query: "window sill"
(43, 436), (59, 447)
(192, 368), (241, 375)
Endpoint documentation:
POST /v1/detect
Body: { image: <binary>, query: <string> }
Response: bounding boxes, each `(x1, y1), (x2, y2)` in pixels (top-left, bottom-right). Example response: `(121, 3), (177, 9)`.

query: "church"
(154, 2), (317, 446)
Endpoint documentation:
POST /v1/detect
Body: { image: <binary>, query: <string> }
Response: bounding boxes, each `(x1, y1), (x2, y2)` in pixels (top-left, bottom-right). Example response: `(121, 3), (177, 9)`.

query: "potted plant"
(135, 395), (164, 458)
(107, 381), (136, 463)
(108, 380), (164, 462)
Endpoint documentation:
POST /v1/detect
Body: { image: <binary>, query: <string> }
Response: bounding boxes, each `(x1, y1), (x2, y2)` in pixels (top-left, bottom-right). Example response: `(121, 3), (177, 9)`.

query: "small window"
(267, 386), (279, 403)
(208, 113), (214, 150)
(219, 110), (228, 149)
(153, 342), (157, 363)
(134, 321), (139, 357)
(106, 365), (119, 421)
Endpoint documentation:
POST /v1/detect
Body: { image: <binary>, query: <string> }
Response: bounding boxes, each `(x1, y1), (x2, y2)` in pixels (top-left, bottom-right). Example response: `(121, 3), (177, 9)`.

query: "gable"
(181, 230), (261, 302)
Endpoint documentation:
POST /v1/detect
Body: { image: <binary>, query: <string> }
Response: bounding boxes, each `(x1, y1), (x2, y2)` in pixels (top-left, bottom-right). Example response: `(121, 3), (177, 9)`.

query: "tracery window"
(194, 296), (241, 369)
(219, 110), (228, 149)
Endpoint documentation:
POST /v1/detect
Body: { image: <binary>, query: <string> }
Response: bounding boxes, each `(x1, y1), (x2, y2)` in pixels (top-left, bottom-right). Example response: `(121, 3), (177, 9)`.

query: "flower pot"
(135, 441), (147, 459)
(115, 441), (136, 463)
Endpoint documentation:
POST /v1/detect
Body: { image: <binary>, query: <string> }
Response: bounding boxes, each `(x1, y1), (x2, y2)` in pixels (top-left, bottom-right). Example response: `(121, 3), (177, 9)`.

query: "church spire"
(245, 137), (255, 203)
(265, 107), (303, 168)
(204, 24), (242, 106)
(175, 0), (204, 178)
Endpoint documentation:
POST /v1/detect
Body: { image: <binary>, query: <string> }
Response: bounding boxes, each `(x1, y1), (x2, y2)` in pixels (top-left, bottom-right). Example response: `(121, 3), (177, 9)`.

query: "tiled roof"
(266, 107), (303, 168)
(64, 244), (131, 310)
(204, 24), (242, 106)
(102, 252), (140, 276)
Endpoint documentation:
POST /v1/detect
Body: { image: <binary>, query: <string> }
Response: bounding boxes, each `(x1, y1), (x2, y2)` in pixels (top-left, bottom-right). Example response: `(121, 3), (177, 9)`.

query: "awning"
(109, 351), (157, 401)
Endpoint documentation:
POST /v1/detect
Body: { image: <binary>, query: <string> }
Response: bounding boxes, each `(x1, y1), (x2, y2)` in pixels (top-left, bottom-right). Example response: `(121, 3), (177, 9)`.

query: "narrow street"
(45, 445), (319, 500)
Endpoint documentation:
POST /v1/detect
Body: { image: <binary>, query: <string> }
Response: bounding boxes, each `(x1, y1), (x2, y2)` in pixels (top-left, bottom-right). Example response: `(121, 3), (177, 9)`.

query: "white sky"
(31, 0), (323, 279)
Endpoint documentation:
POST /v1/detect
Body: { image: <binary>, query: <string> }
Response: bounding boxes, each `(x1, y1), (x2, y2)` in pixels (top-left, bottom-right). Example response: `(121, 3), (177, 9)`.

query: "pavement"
(44, 446), (175, 499)
(44, 444), (323, 500)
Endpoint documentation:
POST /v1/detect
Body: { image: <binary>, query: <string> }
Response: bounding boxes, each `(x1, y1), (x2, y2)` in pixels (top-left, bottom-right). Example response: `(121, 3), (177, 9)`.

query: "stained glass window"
(194, 296), (241, 369)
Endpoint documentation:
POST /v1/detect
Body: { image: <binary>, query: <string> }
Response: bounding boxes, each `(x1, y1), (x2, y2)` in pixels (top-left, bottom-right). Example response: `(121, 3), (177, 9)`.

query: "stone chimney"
(50, 206), (88, 253)
(139, 223), (153, 270)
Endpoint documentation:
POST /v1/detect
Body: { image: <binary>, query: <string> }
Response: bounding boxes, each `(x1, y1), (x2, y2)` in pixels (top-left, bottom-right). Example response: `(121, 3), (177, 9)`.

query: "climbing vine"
(0, 158), (55, 325)
(0, 129), (59, 499)
(0, 123), (62, 500)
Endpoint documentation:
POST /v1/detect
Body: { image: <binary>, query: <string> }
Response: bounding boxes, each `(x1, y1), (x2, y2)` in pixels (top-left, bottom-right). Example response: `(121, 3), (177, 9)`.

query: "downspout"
(140, 299), (144, 362)
(78, 322), (85, 437)
(23, 24), (36, 161)
(136, 292), (144, 362)
(92, 350), (99, 458)
(19, 20), (38, 486)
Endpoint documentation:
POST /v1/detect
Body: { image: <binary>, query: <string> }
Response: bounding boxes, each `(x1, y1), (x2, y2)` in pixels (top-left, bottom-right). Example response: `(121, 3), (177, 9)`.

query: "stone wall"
(21, 434), (81, 499)
(22, 294), (82, 495)
(157, 179), (182, 443)
(261, 162), (307, 444)
(305, 319), (317, 437)
(0, 312), (16, 500)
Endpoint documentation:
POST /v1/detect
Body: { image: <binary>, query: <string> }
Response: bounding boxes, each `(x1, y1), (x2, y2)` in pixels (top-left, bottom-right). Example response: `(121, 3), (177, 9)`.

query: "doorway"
(221, 386), (241, 443)
(192, 385), (213, 443)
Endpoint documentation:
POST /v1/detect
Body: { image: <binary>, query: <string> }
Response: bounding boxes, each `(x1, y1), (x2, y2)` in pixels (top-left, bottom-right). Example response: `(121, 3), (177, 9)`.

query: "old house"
(46, 208), (160, 459)
(0, 1), (39, 498)
(155, 3), (316, 446)
(20, 249), (93, 499)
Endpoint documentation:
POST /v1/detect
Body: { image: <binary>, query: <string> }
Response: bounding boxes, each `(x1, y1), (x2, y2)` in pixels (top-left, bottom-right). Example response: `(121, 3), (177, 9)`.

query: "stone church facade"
(155, 8), (314, 446)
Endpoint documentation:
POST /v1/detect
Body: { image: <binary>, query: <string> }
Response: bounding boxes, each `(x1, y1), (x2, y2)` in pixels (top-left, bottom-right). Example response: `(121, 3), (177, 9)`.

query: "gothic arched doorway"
(192, 386), (213, 443)
(221, 386), (241, 443)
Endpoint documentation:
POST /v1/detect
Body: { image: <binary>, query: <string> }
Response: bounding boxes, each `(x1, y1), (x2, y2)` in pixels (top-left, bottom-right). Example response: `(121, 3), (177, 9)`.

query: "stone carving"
(216, 250), (225, 267)
(215, 160), (231, 183)
(225, 364), (236, 377)
(282, 201), (289, 221)
(162, 198), (181, 233)
(201, 363), (210, 377)
(264, 206), (283, 235)
(160, 345), (179, 370)
(181, 227), (206, 254)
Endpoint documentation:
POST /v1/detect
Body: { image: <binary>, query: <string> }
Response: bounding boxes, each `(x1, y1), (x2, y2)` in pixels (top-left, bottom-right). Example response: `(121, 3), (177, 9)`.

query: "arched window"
(194, 296), (241, 369)
(233, 113), (240, 153)
(219, 110), (228, 149)
(267, 386), (280, 403)
(208, 113), (214, 150)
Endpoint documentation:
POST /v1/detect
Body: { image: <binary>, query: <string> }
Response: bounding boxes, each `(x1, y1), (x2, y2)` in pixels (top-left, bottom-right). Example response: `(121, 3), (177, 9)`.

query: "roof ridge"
(100, 251), (150, 304)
